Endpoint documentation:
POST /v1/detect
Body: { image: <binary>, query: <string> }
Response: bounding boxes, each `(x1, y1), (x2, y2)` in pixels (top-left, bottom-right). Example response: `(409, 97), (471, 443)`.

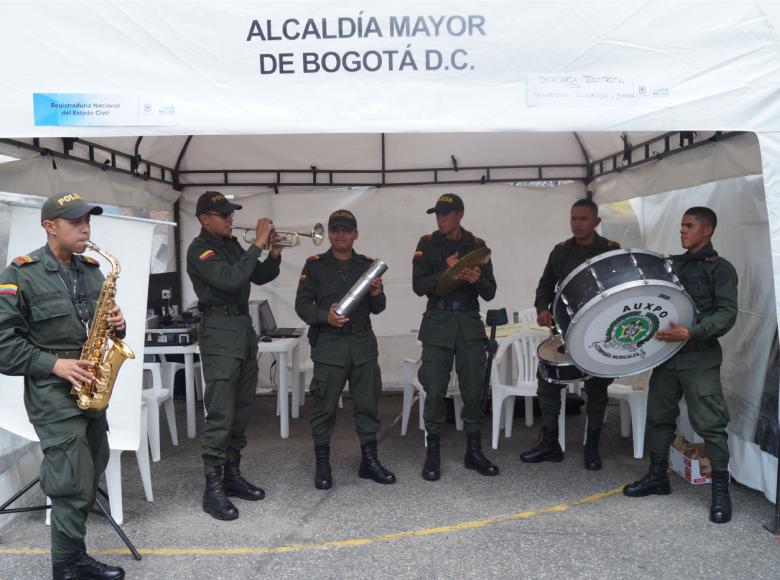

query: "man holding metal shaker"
(295, 209), (395, 490)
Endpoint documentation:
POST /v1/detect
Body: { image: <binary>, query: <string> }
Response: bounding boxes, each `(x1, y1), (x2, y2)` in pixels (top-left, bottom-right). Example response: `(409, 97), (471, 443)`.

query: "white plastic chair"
(401, 356), (463, 440)
(490, 332), (567, 450)
(160, 355), (203, 401)
(142, 362), (178, 462)
(512, 307), (538, 325)
(102, 399), (154, 526)
(608, 382), (649, 459)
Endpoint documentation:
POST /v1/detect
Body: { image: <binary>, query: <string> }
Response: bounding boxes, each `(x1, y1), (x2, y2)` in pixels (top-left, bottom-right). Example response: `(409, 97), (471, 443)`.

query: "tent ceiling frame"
(588, 131), (745, 181)
(0, 131), (747, 193)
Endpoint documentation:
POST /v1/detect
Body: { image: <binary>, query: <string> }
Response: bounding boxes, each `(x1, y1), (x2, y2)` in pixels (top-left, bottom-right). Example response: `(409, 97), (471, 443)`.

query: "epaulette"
(420, 234), (432, 241)
(705, 256), (719, 264)
(361, 254), (374, 263)
(555, 240), (567, 248)
(80, 256), (101, 267)
(307, 254), (321, 262)
(474, 237), (486, 246)
(11, 255), (38, 267)
(608, 239), (620, 248)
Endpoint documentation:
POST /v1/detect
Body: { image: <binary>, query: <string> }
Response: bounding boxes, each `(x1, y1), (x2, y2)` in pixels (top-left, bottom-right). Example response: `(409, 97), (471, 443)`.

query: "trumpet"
(235, 222), (325, 249)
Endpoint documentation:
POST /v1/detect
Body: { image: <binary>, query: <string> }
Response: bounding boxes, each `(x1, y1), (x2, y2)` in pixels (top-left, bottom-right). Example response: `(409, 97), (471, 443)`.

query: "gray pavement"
(1, 394), (778, 579)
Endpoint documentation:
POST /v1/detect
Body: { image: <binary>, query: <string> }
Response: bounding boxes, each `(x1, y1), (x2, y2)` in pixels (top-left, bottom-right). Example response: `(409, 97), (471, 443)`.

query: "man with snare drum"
(521, 198), (620, 471)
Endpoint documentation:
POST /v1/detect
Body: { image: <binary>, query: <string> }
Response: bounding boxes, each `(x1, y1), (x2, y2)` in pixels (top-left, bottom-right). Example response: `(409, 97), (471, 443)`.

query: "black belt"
(200, 304), (248, 317)
(45, 349), (81, 359)
(319, 320), (372, 335)
(427, 299), (479, 312)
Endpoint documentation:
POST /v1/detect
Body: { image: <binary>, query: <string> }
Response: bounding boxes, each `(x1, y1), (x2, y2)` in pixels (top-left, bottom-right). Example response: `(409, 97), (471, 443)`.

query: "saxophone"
(70, 241), (136, 411)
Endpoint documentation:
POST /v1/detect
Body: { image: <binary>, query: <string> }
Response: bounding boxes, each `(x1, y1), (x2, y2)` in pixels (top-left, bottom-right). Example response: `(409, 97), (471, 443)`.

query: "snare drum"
(538, 335), (589, 384)
(552, 249), (695, 378)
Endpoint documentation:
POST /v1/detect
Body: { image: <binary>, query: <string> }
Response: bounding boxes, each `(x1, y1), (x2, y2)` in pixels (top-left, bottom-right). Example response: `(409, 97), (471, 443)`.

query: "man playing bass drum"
(522, 198), (620, 471)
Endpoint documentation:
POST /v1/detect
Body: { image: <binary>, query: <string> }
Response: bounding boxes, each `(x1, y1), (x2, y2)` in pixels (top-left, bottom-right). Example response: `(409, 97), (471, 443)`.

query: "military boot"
(520, 426), (564, 463)
(52, 554), (80, 580)
(203, 466), (239, 520)
(73, 551), (125, 579)
(222, 458), (265, 501)
(422, 433), (441, 481)
(584, 428), (603, 471)
(623, 455), (672, 497)
(464, 431), (499, 476)
(314, 444), (333, 490)
(710, 469), (732, 524)
(358, 441), (396, 484)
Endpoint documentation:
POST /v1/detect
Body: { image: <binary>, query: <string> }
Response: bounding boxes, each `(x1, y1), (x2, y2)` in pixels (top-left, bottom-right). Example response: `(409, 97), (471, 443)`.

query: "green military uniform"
(0, 244), (115, 561)
(295, 249), (386, 444)
(534, 233), (620, 428)
(647, 243), (738, 469)
(186, 228), (280, 469)
(412, 228), (497, 434)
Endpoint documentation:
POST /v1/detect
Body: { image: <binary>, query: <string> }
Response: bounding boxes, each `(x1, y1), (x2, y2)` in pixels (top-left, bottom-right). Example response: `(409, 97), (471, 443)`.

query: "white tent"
(1, 0), (779, 506)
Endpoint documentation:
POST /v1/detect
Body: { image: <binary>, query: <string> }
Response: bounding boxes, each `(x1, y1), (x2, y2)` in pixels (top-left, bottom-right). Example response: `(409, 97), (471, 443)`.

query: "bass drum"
(538, 335), (589, 385)
(552, 249), (695, 378)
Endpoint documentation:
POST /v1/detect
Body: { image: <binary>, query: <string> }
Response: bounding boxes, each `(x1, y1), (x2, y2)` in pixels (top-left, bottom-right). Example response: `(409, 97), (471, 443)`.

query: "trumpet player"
(186, 191), (283, 521)
(295, 210), (396, 490)
(0, 193), (126, 580)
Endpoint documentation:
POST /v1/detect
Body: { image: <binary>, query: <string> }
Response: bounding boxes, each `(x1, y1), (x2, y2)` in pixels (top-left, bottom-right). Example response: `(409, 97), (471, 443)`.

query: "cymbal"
(434, 247), (491, 296)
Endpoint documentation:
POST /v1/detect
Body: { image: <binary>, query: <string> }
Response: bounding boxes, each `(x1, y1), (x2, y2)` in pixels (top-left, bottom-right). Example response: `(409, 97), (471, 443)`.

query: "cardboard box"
(668, 434), (712, 485)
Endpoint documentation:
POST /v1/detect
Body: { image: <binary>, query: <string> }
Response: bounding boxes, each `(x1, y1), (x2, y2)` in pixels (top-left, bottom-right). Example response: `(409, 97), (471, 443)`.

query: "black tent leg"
(764, 429), (780, 535)
(93, 494), (141, 561)
(1, 478), (142, 560)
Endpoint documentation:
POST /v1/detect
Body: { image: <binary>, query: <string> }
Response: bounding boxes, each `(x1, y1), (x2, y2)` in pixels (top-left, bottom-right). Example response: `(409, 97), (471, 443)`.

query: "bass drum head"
(565, 282), (695, 378)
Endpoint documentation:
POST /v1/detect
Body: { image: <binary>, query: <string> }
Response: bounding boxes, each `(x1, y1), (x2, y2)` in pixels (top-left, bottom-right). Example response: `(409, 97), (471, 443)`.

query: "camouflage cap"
(41, 193), (103, 222)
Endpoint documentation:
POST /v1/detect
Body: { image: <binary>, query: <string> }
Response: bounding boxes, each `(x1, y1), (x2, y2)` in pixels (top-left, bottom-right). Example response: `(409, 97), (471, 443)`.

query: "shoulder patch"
(474, 237), (485, 246)
(361, 254), (374, 263)
(413, 249), (424, 261)
(555, 240), (567, 248)
(608, 239), (620, 248)
(0, 283), (18, 296)
(298, 272), (308, 283)
(307, 255), (321, 262)
(420, 234), (432, 241)
(198, 249), (216, 262)
(81, 256), (101, 267)
(11, 255), (37, 267)
(705, 256), (719, 264)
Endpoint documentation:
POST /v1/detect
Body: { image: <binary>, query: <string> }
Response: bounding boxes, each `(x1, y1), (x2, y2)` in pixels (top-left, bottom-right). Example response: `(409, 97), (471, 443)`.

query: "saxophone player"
(0, 193), (126, 580)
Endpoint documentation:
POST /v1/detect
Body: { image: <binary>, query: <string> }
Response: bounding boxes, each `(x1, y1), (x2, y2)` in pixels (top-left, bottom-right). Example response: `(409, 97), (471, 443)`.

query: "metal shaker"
(335, 260), (388, 316)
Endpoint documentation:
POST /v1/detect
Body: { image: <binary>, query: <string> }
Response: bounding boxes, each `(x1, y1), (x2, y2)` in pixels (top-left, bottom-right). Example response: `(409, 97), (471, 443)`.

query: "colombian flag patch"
(413, 250), (423, 260)
(199, 249), (216, 262)
(0, 284), (18, 296)
(12, 256), (33, 266)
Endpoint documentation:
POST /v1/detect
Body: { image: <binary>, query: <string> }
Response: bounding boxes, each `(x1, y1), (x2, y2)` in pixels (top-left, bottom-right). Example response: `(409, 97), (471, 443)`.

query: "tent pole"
(173, 199), (183, 312)
(764, 428), (780, 534)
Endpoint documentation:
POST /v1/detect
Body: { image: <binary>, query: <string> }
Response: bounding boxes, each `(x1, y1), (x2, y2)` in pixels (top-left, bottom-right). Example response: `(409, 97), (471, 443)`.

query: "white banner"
(1, 1), (780, 136)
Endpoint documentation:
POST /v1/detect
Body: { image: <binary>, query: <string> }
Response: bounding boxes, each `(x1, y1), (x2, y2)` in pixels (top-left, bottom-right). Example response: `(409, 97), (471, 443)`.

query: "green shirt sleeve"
(0, 267), (58, 378)
(687, 260), (739, 340)
(412, 238), (441, 296)
(187, 242), (263, 293)
(295, 260), (330, 324)
(534, 248), (558, 313)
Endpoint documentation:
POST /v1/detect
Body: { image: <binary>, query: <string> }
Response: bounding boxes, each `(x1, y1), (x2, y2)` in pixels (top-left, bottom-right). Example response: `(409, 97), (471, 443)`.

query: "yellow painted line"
(0, 485), (623, 557)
